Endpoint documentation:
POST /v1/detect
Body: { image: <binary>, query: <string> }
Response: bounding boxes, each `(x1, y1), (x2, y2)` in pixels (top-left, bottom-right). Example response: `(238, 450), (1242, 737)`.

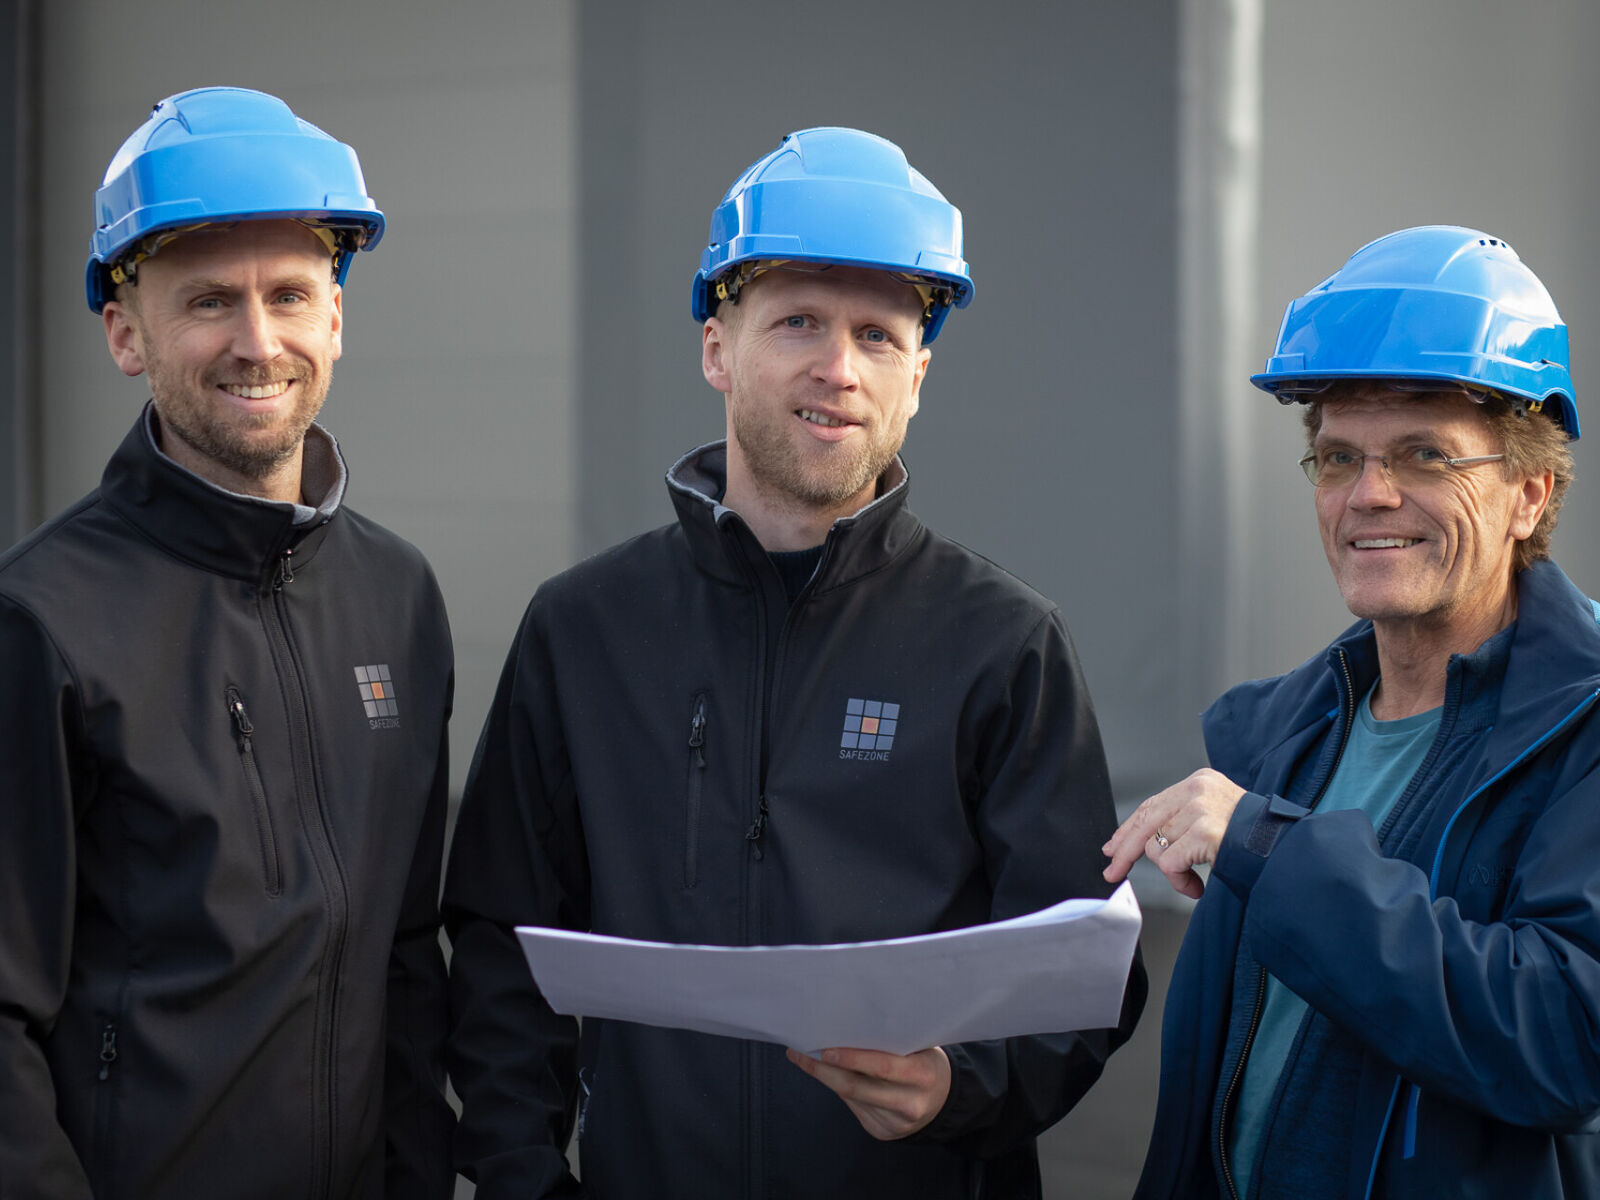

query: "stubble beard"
(731, 403), (904, 512)
(146, 348), (330, 482)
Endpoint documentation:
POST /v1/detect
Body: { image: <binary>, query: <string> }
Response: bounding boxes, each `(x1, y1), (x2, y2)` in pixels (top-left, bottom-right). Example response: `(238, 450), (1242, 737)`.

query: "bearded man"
(443, 126), (1144, 1200)
(0, 87), (455, 1198)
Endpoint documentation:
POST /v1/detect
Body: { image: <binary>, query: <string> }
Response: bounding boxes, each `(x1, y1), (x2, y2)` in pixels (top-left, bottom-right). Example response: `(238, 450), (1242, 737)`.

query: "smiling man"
(444, 127), (1144, 1199)
(1104, 226), (1600, 1198)
(0, 88), (454, 1198)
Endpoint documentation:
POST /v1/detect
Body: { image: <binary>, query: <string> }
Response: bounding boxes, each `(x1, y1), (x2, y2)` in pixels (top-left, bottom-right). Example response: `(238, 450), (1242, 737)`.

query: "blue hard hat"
(1252, 225), (1578, 439)
(690, 127), (974, 343)
(86, 87), (385, 313)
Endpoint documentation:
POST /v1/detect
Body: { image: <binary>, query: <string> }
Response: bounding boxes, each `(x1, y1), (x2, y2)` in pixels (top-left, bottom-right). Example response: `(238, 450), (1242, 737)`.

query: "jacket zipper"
(745, 571), (773, 1200)
(744, 795), (769, 859)
(226, 687), (283, 896)
(92, 1021), (118, 1193)
(1217, 974), (1267, 1200)
(684, 693), (708, 888)
(730, 522), (835, 1200)
(1218, 648), (1358, 1199)
(261, 548), (348, 1200)
(97, 1023), (118, 1081)
(1362, 683), (1600, 1197)
(738, 534), (809, 1200)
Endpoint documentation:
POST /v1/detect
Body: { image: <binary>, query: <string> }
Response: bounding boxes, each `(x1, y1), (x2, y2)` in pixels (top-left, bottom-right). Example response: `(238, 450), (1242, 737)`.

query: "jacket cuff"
(908, 1042), (981, 1142)
(1212, 791), (1308, 901)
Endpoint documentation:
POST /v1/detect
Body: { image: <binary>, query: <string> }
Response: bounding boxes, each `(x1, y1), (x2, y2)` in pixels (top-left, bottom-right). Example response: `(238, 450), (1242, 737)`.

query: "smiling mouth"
(221, 381), (291, 400)
(798, 408), (854, 428)
(1352, 537), (1421, 549)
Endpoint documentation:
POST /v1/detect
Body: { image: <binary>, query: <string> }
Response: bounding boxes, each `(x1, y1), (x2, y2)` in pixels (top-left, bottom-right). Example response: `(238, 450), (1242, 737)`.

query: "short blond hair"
(1301, 383), (1574, 573)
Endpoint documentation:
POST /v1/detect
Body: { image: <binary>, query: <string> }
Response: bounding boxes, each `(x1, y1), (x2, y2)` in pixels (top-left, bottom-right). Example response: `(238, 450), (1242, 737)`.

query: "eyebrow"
(1315, 431), (1464, 456)
(177, 274), (326, 295)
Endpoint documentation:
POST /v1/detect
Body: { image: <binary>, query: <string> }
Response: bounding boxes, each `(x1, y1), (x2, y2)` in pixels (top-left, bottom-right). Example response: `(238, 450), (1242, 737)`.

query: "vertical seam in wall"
(575, 0), (643, 558)
(10, 0), (42, 538)
(1177, 0), (1263, 711)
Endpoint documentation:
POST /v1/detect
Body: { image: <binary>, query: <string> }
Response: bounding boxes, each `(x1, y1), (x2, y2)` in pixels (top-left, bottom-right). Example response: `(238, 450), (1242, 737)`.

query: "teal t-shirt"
(1227, 685), (1442, 1198)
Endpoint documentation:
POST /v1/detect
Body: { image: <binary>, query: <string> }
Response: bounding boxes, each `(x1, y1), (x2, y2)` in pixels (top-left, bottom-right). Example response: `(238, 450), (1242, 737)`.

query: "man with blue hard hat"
(1105, 225), (1600, 1197)
(0, 88), (454, 1197)
(444, 126), (1144, 1198)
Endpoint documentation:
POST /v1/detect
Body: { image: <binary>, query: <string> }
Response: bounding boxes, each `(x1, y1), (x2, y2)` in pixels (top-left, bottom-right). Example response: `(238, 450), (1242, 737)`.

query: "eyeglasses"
(1298, 445), (1505, 488)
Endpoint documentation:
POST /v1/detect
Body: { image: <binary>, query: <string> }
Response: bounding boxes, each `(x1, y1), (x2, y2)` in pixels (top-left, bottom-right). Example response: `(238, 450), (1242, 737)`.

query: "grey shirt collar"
(143, 405), (348, 525)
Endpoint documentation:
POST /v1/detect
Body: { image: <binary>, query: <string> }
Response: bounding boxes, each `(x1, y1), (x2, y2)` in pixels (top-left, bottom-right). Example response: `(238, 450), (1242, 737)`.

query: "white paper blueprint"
(514, 881), (1141, 1056)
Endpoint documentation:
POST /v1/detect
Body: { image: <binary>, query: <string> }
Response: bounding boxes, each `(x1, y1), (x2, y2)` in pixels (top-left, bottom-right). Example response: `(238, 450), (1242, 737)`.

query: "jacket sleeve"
(443, 599), (590, 1198)
(384, 655), (457, 1198)
(0, 597), (96, 1199)
(914, 609), (1148, 1155)
(1214, 765), (1600, 1132)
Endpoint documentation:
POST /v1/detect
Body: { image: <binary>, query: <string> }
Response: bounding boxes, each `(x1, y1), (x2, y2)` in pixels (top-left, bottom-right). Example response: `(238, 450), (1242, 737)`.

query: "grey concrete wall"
(1240, 0), (1600, 683)
(25, 8), (1183, 1197)
(29, 0), (1187, 807)
(23, 2), (1600, 1197)
(578, 0), (1188, 807)
(2, 0), (40, 545)
(26, 1), (1599, 835)
(34, 0), (579, 792)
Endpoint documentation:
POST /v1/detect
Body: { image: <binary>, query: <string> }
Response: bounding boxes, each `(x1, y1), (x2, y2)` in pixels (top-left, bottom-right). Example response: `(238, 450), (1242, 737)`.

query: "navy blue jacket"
(1135, 560), (1600, 1199)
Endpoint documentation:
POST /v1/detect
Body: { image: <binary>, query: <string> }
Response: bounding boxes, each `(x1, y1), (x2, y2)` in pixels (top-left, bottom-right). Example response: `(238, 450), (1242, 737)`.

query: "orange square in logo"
(861, 716), (879, 735)
(371, 682), (386, 700)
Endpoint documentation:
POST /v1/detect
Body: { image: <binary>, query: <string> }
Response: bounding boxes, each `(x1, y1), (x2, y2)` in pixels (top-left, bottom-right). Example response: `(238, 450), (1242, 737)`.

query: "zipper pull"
(274, 547), (295, 590)
(227, 688), (254, 745)
(688, 697), (707, 768)
(98, 1024), (118, 1081)
(745, 795), (769, 859)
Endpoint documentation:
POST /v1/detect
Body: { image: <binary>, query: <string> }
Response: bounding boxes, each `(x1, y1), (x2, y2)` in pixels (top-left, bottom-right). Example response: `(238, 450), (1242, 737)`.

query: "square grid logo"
(355, 664), (398, 718)
(840, 697), (899, 751)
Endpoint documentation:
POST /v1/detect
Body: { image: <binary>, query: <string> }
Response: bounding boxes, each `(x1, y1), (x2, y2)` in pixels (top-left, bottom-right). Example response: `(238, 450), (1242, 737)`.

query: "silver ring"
(1154, 830), (1170, 849)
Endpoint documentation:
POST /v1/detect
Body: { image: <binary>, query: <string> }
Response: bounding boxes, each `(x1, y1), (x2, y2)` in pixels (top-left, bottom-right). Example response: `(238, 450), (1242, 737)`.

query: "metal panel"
(33, 1), (579, 794)
(1, 0), (40, 544)
(578, 0), (1187, 806)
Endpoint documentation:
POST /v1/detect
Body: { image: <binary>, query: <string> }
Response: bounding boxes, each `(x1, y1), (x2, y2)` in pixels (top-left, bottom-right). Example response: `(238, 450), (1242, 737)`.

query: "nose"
(231, 296), (284, 363)
(811, 328), (860, 390)
(1345, 454), (1402, 507)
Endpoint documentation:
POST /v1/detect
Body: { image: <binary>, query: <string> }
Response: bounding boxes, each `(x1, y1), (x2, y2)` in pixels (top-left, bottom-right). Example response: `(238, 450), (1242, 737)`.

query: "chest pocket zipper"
(684, 693), (708, 890)
(89, 1020), (119, 1186)
(227, 687), (283, 897)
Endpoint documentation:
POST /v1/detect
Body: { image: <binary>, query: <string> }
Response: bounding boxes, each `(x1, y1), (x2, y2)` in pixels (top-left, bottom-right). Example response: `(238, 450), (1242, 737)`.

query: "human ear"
(329, 285), (344, 362)
(1510, 469), (1554, 541)
(702, 318), (732, 393)
(906, 346), (932, 419)
(103, 301), (147, 378)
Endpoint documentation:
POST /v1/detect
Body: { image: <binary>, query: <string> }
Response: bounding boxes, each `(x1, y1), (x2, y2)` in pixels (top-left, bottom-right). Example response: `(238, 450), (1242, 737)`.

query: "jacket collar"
(665, 441), (924, 592)
(1486, 558), (1600, 764)
(1205, 559), (1600, 781)
(98, 403), (345, 584)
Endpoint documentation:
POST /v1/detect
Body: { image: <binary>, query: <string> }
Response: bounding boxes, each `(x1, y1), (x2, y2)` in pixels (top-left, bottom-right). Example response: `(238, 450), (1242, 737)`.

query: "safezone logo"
(839, 697), (899, 762)
(355, 664), (400, 728)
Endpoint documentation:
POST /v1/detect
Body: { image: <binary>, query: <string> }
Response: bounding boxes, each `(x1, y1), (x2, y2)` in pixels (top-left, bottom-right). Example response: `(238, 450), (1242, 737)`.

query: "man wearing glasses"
(1105, 225), (1600, 1197)
(445, 126), (1144, 1199)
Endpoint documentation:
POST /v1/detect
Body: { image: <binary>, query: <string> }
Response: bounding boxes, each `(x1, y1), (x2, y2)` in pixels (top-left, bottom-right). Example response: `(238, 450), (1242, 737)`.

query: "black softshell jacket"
(0, 411), (455, 1199)
(445, 444), (1145, 1199)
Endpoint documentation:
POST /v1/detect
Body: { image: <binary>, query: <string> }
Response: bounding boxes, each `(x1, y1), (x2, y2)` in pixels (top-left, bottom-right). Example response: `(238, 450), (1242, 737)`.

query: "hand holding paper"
(786, 1045), (952, 1140)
